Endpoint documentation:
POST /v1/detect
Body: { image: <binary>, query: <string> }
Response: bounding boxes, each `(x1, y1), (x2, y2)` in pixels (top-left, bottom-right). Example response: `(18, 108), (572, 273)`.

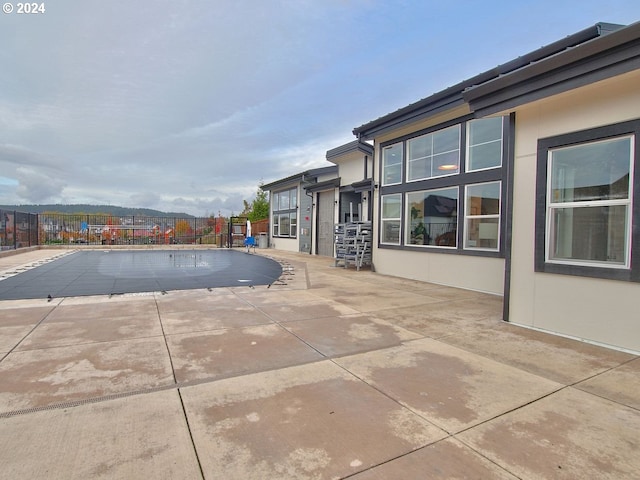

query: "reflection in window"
(547, 136), (632, 267)
(406, 187), (458, 247)
(465, 182), (501, 251)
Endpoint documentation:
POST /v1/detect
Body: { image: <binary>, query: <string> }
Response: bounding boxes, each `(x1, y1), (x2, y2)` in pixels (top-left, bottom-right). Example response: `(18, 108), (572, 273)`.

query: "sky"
(1, 1), (638, 217)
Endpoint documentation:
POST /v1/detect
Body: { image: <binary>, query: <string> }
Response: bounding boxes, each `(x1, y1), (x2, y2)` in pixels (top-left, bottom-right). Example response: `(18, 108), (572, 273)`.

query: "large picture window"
(406, 187), (458, 247)
(547, 136), (632, 267)
(536, 119), (640, 282)
(272, 187), (298, 238)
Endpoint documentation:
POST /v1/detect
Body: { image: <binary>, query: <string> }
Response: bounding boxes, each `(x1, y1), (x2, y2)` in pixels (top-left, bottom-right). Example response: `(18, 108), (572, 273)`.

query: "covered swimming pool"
(0, 249), (283, 300)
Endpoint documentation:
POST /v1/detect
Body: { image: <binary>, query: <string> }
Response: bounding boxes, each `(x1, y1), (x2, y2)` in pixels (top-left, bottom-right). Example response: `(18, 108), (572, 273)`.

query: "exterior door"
(316, 191), (335, 256)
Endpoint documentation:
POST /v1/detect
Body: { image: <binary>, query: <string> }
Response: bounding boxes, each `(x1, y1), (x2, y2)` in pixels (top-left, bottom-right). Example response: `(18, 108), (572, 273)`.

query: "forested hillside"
(0, 204), (195, 218)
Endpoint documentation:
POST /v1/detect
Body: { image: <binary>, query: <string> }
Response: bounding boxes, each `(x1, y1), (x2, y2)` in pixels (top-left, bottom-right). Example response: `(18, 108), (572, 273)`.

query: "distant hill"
(0, 204), (195, 218)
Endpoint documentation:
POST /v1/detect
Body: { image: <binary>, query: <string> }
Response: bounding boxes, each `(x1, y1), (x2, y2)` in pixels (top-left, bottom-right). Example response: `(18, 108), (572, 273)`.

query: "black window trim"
(377, 115), (510, 258)
(534, 118), (640, 282)
(272, 187), (298, 238)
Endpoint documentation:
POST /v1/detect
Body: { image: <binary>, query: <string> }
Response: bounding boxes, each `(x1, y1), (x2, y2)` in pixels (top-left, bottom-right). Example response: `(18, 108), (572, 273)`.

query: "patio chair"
(244, 236), (256, 253)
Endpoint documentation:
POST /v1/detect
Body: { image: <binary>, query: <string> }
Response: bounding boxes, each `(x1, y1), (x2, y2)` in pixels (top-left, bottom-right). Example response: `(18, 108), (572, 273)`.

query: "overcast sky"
(1, 1), (638, 216)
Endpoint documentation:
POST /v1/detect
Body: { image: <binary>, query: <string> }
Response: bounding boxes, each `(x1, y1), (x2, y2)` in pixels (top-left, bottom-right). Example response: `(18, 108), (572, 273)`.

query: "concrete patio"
(0, 248), (638, 479)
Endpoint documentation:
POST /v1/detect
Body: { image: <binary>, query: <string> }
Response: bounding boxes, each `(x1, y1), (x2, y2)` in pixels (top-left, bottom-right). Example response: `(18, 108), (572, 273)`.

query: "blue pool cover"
(0, 250), (283, 300)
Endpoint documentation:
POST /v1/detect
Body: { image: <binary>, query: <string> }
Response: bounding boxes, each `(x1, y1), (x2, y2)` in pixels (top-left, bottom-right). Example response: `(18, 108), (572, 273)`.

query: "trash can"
(258, 233), (268, 249)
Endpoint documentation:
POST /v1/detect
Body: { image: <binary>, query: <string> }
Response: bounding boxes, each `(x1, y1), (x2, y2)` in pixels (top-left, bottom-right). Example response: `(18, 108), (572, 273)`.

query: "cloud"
(129, 192), (162, 208)
(1, 0), (637, 216)
(15, 167), (67, 203)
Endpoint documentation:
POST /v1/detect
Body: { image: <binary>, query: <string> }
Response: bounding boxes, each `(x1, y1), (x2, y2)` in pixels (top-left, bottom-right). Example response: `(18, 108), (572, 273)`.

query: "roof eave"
(463, 21), (640, 116)
(261, 165), (338, 191)
(352, 22), (622, 140)
(326, 140), (374, 162)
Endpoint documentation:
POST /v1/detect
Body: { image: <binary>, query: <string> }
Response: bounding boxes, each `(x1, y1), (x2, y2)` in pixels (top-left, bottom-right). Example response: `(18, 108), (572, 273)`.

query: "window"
(289, 213), (297, 236)
(378, 115), (508, 255)
(536, 119), (640, 282)
(547, 136), (632, 267)
(382, 143), (403, 186)
(465, 182), (501, 251)
(467, 117), (503, 171)
(272, 187), (298, 238)
(381, 194), (401, 244)
(406, 187), (458, 247)
(407, 125), (460, 181)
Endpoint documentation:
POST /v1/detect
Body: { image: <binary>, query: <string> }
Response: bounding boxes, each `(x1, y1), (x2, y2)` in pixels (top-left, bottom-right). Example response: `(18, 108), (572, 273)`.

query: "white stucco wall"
(269, 236), (299, 253)
(507, 69), (640, 352)
(333, 151), (367, 185)
(373, 248), (505, 295)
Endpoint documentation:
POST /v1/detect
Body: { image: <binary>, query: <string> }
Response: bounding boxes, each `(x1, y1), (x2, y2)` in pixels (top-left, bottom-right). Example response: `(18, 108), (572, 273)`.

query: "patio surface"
(0, 248), (638, 479)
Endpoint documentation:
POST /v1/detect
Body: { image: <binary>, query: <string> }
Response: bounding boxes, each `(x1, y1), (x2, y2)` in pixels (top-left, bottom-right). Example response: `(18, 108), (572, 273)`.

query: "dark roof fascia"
(339, 179), (375, 193)
(307, 165), (339, 177)
(353, 92), (466, 140)
(261, 165), (338, 191)
(352, 23), (617, 140)
(463, 22), (640, 116)
(304, 177), (341, 193)
(326, 140), (374, 161)
(351, 178), (374, 192)
(261, 173), (306, 191)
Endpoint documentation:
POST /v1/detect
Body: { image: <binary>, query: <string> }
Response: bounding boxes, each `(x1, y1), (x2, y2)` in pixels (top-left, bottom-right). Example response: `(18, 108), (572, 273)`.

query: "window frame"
(378, 115), (509, 257)
(464, 181), (502, 252)
(405, 186), (459, 248)
(382, 143), (403, 186)
(407, 124), (461, 182)
(466, 117), (504, 172)
(535, 119), (640, 282)
(380, 193), (402, 245)
(272, 187), (298, 238)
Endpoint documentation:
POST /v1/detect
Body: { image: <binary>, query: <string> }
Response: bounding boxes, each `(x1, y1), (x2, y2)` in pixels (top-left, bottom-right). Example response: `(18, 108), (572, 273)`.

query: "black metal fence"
(0, 211), (269, 250)
(39, 213), (227, 246)
(1, 209), (39, 250)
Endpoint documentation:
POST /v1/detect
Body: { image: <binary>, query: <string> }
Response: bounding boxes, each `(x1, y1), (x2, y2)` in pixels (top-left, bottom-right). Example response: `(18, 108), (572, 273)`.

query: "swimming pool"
(0, 249), (283, 300)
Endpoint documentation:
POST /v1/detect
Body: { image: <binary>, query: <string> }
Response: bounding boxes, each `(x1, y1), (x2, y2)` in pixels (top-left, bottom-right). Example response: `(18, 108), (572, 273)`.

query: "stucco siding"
(339, 157), (365, 185)
(373, 249), (504, 295)
(270, 237), (299, 253)
(507, 69), (640, 352)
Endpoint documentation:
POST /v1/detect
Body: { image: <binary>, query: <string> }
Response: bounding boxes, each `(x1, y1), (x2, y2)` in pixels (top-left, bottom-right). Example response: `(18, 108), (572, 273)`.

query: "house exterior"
(351, 21), (640, 353)
(262, 142), (374, 257)
(325, 140), (375, 225)
(261, 166), (338, 254)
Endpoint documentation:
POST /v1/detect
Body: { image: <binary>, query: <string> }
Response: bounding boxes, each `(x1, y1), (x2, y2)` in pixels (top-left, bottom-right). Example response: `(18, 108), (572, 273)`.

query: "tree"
(245, 183), (270, 222)
(175, 219), (193, 237)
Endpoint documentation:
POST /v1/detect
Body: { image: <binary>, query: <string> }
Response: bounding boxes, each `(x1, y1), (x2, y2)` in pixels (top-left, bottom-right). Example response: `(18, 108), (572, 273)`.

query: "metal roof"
(463, 21), (640, 116)
(261, 165), (338, 191)
(326, 140), (374, 162)
(352, 22), (628, 139)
